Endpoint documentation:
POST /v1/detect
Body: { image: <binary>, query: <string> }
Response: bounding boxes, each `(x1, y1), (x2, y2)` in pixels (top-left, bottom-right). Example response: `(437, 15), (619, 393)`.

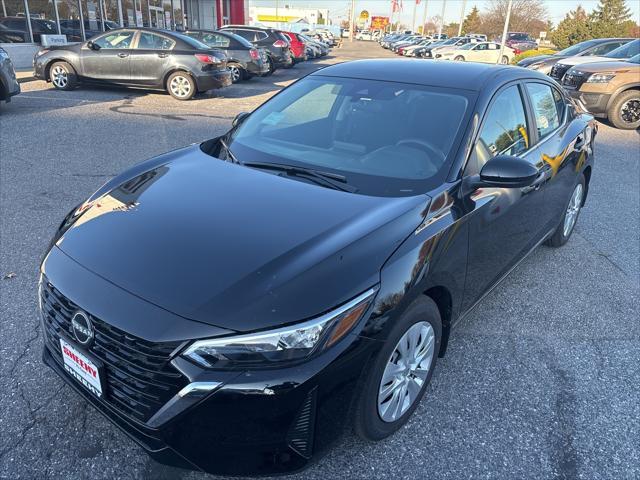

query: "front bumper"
(40, 247), (379, 476)
(565, 88), (610, 117)
(194, 68), (232, 92)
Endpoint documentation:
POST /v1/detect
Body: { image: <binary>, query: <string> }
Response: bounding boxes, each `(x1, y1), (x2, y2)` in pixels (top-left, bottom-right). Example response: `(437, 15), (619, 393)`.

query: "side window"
(201, 33), (230, 48)
(235, 30), (255, 41)
(136, 32), (175, 50)
(256, 31), (269, 40)
(475, 43), (487, 51)
(589, 42), (623, 56)
(93, 31), (135, 49)
(468, 85), (529, 174)
(488, 43), (499, 50)
(526, 83), (562, 140)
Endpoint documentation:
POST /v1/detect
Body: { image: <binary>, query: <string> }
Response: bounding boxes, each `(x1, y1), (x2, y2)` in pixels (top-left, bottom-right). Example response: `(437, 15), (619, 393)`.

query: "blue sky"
(250, 1), (640, 26)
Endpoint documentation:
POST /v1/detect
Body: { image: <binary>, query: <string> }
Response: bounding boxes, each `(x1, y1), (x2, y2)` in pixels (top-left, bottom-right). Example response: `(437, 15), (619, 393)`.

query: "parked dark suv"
(184, 29), (269, 82)
(219, 25), (293, 73)
(33, 28), (231, 100)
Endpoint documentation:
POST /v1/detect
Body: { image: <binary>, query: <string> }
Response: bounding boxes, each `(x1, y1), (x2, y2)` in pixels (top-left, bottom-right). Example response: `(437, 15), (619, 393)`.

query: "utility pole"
(349, 0), (355, 42)
(411, 0), (417, 33)
(498, 0), (513, 64)
(421, 1), (428, 35)
(457, 0), (466, 36)
(437, 0), (446, 39)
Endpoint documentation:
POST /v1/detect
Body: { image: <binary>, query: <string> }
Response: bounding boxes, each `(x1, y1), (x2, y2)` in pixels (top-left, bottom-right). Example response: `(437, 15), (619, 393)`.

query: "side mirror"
(477, 155), (539, 188)
(87, 40), (100, 51)
(232, 111), (250, 128)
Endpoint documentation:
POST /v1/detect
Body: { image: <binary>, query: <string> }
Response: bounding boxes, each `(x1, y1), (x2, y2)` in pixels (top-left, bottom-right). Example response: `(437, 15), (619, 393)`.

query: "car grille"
(40, 279), (188, 424)
(562, 71), (587, 90)
(551, 63), (571, 80)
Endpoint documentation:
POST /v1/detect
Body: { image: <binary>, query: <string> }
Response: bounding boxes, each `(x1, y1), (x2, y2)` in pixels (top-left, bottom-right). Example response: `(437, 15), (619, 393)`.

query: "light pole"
(411, 0), (417, 33)
(421, 0), (428, 35)
(349, 0), (355, 42)
(498, 0), (513, 64)
(437, 0), (446, 39)
(457, 0), (466, 36)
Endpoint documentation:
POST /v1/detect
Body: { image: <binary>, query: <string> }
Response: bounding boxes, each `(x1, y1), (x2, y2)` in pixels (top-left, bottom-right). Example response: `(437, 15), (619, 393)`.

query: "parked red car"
(281, 31), (307, 63)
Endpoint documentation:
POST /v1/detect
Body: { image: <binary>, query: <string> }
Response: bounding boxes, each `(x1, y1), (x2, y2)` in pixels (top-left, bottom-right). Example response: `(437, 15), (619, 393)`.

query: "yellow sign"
(257, 14), (298, 22)
(359, 10), (369, 20)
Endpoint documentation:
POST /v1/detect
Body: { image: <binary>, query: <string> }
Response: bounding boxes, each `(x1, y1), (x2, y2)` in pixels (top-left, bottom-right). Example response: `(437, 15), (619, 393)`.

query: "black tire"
(166, 71), (196, 100)
(454, 55), (465, 61)
(266, 57), (275, 75)
(227, 62), (244, 83)
(353, 296), (442, 441)
(545, 174), (586, 248)
(49, 61), (77, 91)
(607, 90), (640, 130)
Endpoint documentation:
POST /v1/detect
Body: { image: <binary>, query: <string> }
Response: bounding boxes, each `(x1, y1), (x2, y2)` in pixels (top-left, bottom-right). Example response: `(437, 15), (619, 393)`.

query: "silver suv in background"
(0, 46), (20, 104)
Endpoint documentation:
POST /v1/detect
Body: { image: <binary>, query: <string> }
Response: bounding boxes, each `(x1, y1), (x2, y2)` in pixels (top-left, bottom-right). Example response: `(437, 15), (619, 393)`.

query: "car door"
(470, 43), (489, 62)
(81, 30), (135, 82)
(523, 82), (590, 233)
(129, 31), (176, 86)
(461, 83), (548, 312)
(485, 43), (502, 63)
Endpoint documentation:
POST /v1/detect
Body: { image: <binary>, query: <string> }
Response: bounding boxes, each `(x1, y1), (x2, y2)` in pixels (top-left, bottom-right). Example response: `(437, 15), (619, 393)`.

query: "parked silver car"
(0, 46), (20, 103)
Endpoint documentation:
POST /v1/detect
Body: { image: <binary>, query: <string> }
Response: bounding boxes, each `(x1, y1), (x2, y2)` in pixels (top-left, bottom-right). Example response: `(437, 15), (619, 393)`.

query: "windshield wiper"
(218, 137), (240, 164)
(243, 161), (358, 193)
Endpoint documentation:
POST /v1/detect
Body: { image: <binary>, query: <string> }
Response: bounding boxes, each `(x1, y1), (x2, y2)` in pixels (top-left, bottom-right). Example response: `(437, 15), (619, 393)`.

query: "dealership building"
(1, 0), (248, 67)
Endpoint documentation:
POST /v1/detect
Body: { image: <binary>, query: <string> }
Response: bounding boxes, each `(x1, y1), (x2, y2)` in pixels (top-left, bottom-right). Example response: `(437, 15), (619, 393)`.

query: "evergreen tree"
(589, 0), (634, 38)
(550, 6), (591, 50)
(462, 6), (482, 35)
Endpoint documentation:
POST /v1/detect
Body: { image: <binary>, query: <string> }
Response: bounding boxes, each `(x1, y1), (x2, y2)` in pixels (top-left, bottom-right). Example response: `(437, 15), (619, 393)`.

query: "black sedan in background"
(40, 60), (595, 476)
(34, 28), (231, 100)
(184, 29), (269, 82)
(518, 37), (632, 74)
(0, 46), (20, 102)
(219, 25), (293, 73)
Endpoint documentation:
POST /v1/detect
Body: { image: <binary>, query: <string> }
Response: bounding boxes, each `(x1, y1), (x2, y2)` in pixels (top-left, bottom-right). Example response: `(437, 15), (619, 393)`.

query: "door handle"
(157, 52), (169, 58)
(117, 52), (129, 58)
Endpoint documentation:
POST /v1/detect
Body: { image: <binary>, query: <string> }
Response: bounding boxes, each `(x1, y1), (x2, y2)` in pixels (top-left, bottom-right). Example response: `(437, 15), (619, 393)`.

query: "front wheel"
(545, 175), (585, 247)
(167, 71), (196, 100)
(454, 55), (465, 61)
(50, 61), (76, 90)
(607, 90), (640, 130)
(353, 296), (441, 440)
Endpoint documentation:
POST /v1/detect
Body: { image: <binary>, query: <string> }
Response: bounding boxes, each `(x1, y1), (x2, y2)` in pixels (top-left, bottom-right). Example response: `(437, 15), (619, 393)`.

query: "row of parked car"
(517, 38), (639, 129)
(0, 25), (335, 103)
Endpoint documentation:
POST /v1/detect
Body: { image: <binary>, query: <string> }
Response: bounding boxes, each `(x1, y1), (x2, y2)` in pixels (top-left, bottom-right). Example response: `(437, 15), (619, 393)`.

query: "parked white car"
(437, 42), (515, 64)
(356, 30), (373, 41)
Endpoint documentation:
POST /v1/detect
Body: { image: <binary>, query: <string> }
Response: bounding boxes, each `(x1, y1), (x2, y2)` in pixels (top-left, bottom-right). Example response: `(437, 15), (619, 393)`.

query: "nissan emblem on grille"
(71, 311), (94, 345)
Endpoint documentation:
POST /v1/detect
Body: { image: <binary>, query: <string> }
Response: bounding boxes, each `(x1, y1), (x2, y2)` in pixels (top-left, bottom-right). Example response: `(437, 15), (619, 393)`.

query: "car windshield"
(227, 77), (472, 196)
(605, 39), (639, 58)
(627, 54), (640, 63)
(441, 38), (459, 45)
(557, 40), (598, 56)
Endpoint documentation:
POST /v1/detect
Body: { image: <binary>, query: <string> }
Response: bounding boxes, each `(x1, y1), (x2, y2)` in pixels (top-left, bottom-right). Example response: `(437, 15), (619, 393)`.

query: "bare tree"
(481, 0), (548, 39)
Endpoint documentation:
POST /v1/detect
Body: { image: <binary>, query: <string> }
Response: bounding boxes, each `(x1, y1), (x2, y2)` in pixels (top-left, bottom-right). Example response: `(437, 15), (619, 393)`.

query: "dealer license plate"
(60, 338), (103, 397)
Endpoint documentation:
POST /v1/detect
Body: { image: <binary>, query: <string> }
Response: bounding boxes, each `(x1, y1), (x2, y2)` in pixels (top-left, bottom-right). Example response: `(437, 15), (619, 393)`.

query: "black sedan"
(40, 60), (595, 476)
(184, 29), (269, 82)
(34, 28), (231, 100)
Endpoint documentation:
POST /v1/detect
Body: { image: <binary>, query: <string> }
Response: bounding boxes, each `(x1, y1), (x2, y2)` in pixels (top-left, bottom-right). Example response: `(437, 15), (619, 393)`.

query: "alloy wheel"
(563, 183), (583, 237)
(229, 65), (241, 83)
(377, 321), (435, 423)
(51, 65), (68, 88)
(620, 98), (640, 125)
(170, 75), (191, 99)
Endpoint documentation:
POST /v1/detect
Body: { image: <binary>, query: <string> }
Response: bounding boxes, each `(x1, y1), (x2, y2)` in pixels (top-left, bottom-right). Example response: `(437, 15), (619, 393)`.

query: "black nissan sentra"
(40, 60), (595, 475)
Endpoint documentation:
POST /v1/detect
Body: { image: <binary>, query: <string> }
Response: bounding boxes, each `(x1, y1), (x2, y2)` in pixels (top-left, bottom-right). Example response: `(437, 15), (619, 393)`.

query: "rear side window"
(200, 33), (230, 48)
(256, 31), (269, 40)
(136, 32), (175, 50)
(589, 41), (625, 56)
(234, 30), (255, 41)
(469, 85), (529, 174)
(526, 83), (563, 140)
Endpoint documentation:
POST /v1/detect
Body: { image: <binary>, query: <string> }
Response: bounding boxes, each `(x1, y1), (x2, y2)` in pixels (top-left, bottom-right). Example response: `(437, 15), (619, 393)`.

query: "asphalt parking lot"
(1, 40), (639, 480)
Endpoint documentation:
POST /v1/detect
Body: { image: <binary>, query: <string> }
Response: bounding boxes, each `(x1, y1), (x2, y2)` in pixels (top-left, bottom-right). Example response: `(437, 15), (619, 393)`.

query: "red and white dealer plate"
(60, 338), (103, 397)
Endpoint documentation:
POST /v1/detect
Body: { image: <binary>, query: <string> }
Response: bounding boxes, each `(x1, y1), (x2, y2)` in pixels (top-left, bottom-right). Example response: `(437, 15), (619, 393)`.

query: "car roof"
(311, 59), (546, 92)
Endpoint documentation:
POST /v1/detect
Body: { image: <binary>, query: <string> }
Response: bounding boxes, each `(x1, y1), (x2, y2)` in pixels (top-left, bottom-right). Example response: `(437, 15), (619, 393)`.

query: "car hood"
(557, 55), (612, 67)
(569, 59), (638, 73)
(55, 145), (430, 332)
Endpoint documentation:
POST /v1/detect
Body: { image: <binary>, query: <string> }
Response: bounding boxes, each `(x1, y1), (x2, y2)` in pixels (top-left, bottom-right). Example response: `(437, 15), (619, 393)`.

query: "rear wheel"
(50, 61), (76, 90)
(227, 63), (243, 83)
(500, 55), (510, 64)
(266, 57), (275, 75)
(167, 71), (196, 100)
(607, 90), (640, 130)
(353, 296), (441, 440)
(545, 174), (585, 247)
(454, 55), (465, 61)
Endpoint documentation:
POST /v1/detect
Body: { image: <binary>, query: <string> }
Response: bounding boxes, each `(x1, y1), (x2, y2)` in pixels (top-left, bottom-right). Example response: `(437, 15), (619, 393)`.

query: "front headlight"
(181, 288), (377, 368)
(586, 72), (616, 83)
